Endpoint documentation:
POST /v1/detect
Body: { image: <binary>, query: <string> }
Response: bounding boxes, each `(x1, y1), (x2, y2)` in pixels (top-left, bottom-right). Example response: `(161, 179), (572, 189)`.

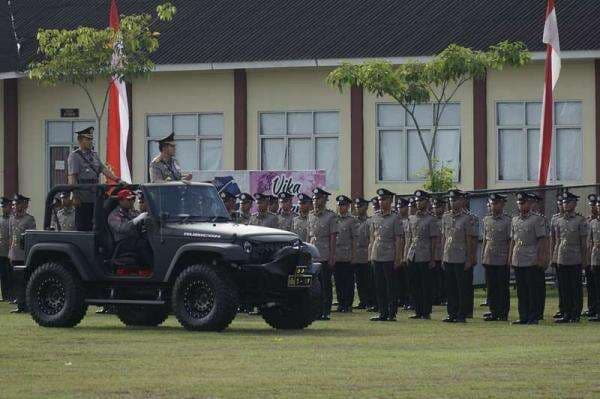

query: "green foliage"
(420, 159), (456, 193)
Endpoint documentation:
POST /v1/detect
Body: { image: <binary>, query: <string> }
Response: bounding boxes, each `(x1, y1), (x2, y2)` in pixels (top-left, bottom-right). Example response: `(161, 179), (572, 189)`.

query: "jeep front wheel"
(171, 265), (239, 331)
(26, 262), (87, 328)
(117, 305), (169, 327)
(261, 278), (321, 330)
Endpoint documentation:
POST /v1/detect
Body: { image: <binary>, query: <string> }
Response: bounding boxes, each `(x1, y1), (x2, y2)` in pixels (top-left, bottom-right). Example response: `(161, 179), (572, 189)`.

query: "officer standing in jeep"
(0, 197), (12, 301)
(250, 193), (279, 228)
(68, 127), (122, 231)
(292, 193), (311, 241)
(8, 194), (36, 313)
(149, 133), (193, 183)
(277, 192), (296, 231)
(308, 188), (338, 320)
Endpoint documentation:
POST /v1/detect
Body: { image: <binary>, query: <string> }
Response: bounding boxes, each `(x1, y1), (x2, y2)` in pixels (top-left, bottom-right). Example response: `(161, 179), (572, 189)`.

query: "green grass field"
(1, 289), (599, 399)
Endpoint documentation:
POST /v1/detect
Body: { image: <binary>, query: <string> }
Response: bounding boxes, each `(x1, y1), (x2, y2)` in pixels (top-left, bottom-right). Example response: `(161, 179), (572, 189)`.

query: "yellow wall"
(246, 67), (351, 198)
(363, 81), (474, 197)
(131, 71), (235, 182)
(486, 60), (596, 189)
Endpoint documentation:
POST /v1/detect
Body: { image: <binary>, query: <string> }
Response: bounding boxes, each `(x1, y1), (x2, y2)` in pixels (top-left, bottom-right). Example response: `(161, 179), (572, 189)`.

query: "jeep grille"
(250, 241), (295, 262)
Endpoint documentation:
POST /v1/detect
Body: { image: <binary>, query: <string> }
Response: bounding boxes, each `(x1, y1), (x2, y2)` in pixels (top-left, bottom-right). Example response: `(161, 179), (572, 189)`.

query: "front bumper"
(237, 246), (321, 277)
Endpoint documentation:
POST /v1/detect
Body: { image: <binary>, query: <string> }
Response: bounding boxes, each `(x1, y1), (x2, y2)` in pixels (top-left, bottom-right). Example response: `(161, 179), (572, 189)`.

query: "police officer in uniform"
(8, 194), (36, 313)
(408, 198), (417, 216)
(220, 191), (238, 221)
(149, 133), (193, 183)
(371, 196), (381, 215)
(530, 193), (548, 320)
(441, 189), (478, 323)
(352, 197), (374, 310)
(369, 189), (404, 321)
(509, 192), (548, 325)
(395, 197), (411, 309)
(481, 193), (512, 321)
(269, 195), (280, 215)
(235, 193), (254, 225)
(587, 196), (600, 322)
(554, 191), (588, 323)
(584, 194), (598, 319)
(250, 193), (279, 228)
(334, 195), (355, 313)
(51, 192), (76, 231)
(307, 188), (338, 320)
(551, 193), (566, 319)
(292, 193), (311, 241)
(68, 127), (122, 231)
(0, 197), (12, 301)
(277, 193), (296, 231)
(431, 197), (446, 306)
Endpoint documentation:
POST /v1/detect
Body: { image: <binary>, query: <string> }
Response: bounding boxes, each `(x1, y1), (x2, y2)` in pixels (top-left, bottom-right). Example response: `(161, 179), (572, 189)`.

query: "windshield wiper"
(210, 215), (231, 223)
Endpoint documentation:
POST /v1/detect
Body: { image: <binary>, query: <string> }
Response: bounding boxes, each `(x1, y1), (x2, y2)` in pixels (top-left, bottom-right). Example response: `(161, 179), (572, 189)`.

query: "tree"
(327, 42), (531, 188)
(28, 2), (177, 154)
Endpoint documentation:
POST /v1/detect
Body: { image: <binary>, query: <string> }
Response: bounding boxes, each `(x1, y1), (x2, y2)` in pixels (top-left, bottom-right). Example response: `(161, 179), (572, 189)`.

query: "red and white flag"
(106, 0), (131, 183)
(537, 0), (561, 186)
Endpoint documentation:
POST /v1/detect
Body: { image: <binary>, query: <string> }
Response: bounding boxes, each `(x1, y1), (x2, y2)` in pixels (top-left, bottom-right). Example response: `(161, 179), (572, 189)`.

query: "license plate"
(287, 274), (312, 288)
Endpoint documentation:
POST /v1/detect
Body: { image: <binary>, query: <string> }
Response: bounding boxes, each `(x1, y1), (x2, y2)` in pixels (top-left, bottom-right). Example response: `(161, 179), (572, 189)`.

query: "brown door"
(49, 146), (71, 189)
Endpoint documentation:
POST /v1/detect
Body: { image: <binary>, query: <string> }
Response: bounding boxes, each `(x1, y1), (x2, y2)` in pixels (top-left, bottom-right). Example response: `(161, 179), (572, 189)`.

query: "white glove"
(132, 212), (148, 225)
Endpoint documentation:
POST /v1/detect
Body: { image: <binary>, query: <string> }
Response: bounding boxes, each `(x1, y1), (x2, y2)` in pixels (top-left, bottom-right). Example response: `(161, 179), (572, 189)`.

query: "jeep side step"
(85, 299), (166, 306)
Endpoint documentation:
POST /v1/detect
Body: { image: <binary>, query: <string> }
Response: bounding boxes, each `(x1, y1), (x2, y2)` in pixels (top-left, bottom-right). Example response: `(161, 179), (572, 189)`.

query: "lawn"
(1, 289), (599, 399)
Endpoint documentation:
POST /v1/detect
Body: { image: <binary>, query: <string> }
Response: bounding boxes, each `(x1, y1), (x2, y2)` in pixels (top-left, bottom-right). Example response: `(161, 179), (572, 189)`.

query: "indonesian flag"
(106, 0), (132, 183)
(537, 0), (561, 186)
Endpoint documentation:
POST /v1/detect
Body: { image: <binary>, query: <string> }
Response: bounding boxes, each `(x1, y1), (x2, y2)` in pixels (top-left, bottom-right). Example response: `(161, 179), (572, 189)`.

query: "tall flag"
(106, 0), (132, 183)
(537, 0), (561, 186)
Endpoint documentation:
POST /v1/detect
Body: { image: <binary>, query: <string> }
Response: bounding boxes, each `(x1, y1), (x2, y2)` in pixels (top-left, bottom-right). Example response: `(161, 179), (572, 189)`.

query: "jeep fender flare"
(164, 243), (247, 282)
(25, 243), (92, 281)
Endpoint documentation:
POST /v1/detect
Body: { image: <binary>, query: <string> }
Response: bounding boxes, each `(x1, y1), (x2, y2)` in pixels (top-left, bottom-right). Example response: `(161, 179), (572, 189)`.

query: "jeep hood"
(164, 222), (298, 242)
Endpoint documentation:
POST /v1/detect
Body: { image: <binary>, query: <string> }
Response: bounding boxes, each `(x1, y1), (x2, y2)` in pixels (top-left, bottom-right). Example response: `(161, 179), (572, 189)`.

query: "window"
(146, 113), (223, 174)
(377, 103), (461, 181)
(259, 111), (339, 188)
(496, 101), (582, 181)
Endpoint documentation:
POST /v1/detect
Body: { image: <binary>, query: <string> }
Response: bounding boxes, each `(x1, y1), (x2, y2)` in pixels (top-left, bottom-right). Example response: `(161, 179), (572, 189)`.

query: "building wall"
(486, 60), (596, 189)
(131, 71), (235, 182)
(246, 67), (351, 198)
(0, 82), (4, 194)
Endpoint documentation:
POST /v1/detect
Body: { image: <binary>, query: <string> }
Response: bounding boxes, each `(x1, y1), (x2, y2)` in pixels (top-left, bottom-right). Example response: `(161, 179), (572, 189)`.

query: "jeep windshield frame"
(143, 183), (231, 223)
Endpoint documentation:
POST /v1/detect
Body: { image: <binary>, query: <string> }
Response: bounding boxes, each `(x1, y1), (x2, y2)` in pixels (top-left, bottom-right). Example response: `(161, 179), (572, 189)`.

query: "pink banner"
(250, 170), (326, 202)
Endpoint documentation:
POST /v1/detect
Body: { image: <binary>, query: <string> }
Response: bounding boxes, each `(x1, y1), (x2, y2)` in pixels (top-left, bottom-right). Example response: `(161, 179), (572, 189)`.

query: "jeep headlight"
(243, 241), (253, 254)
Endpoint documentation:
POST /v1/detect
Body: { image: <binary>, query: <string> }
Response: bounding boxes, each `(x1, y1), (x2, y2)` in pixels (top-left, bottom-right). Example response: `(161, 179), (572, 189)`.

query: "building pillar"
(126, 81), (133, 174)
(595, 60), (600, 184)
(473, 74), (488, 190)
(3, 78), (18, 196)
(350, 85), (364, 198)
(234, 69), (247, 170)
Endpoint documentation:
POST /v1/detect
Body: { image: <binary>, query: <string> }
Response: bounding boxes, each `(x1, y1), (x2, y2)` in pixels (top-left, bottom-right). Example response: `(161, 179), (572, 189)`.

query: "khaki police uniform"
(482, 213), (512, 319)
(249, 212), (279, 228)
(51, 207), (76, 231)
(334, 212), (355, 312)
(68, 148), (105, 231)
(0, 213), (11, 300)
(432, 214), (445, 305)
(277, 212), (296, 232)
(555, 212), (587, 321)
(149, 156), (183, 183)
(352, 215), (374, 308)
(550, 212), (567, 316)
(587, 218), (600, 320)
(292, 213), (309, 241)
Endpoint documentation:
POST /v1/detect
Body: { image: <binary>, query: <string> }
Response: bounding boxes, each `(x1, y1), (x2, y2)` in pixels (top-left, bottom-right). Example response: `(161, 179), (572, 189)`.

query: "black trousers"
(592, 266), (600, 316)
(514, 266), (541, 322)
(484, 265), (510, 318)
(373, 261), (397, 318)
(554, 263), (566, 314)
(432, 261), (446, 305)
(484, 265), (491, 304)
(9, 261), (27, 310)
(534, 267), (546, 319)
(585, 268), (597, 315)
(334, 262), (355, 310)
(408, 261), (432, 317)
(319, 262), (333, 317)
(444, 262), (471, 319)
(118, 238), (154, 267)
(0, 256), (11, 300)
(464, 266), (474, 317)
(395, 266), (409, 306)
(558, 265), (583, 320)
(354, 263), (374, 307)
(75, 202), (95, 231)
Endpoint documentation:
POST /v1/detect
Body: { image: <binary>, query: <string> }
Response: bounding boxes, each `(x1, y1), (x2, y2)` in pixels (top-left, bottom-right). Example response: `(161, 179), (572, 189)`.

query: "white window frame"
(45, 119), (97, 192)
(375, 102), (462, 182)
(145, 112), (224, 180)
(257, 110), (340, 188)
(495, 100), (583, 183)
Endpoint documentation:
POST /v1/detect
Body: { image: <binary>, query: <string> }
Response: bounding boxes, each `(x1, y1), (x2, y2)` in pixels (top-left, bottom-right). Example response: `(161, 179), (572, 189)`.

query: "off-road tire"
(117, 305), (169, 327)
(261, 278), (321, 330)
(171, 264), (239, 331)
(26, 262), (87, 328)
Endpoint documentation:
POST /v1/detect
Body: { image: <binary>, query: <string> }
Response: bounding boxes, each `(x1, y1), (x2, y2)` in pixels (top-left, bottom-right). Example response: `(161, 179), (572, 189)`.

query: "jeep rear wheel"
(261, 278), (321, 330)
(171, 265), (239, 331)
(117, 305), (169, 327)
(26, 262), (87, 328)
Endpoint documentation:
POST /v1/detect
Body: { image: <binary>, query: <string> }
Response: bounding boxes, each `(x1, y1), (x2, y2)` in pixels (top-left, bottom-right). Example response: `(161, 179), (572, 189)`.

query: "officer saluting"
(67, 127), (122, 231)
(149, 133), (193, 183)
(249, 193), (279, 228)
(236, 193), (254, 225)
(292, 193), (311, 241)
(334, 195), (355, 313)
(554, 191), (588, 323)
(277, 193), (296, 231)
(307, 187), (338, 320)
(481, 193), (511, 321)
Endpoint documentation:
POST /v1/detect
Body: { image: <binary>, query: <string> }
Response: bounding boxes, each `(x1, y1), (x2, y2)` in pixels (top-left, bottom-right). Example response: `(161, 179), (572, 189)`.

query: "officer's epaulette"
(150, 155), (162, 163)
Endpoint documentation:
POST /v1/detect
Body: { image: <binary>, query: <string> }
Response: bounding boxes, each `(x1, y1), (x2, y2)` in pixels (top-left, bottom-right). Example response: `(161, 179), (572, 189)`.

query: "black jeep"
(15, 182), (321, 331)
